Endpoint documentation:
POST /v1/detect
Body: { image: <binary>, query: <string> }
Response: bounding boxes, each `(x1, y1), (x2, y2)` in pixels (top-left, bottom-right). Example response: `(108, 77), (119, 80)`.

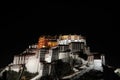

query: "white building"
(9, 35), (105, 79)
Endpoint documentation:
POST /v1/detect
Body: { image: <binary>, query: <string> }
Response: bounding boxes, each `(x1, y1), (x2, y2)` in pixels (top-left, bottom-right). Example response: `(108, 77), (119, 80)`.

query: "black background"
(0, 1), (117, 68)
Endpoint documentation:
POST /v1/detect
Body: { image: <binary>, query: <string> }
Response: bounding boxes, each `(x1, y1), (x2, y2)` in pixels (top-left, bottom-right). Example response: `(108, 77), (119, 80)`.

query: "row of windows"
(59, 46), (69, 51)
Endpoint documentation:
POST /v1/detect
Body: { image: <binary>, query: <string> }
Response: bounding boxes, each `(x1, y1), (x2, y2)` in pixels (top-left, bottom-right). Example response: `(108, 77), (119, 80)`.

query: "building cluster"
(7, 34), (105, 79)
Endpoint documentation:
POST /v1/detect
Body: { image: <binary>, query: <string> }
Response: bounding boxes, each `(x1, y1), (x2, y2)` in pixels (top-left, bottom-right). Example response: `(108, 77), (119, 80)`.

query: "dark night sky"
(0, 1), (117, 68)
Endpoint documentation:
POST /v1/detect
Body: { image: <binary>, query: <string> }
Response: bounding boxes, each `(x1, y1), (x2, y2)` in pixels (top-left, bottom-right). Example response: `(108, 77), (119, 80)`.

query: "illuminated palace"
(4, 35), (105, 79)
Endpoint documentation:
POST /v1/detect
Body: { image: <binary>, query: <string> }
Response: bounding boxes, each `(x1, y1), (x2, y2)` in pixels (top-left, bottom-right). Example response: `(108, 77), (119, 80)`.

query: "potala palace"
(0, 34), (105, 80)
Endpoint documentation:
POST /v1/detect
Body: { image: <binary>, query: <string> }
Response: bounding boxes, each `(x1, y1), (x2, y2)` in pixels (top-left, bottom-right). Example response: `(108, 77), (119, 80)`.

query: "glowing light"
(93, 59), (103, 71)
(26, 57), (39, 73)
(48, 42), (57, 47)
(38, 37), (48, 48)
(45, 54), (51, 63)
